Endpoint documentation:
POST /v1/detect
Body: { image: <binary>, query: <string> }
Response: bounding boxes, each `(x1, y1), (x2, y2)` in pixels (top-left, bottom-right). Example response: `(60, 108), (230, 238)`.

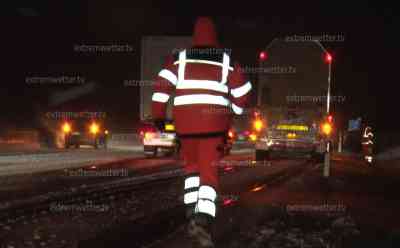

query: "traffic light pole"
(324, 60), (332, 178)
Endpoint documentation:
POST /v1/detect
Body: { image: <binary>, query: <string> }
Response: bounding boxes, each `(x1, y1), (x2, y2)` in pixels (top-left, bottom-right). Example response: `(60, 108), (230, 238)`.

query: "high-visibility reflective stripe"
(152, 92), (170, 103)
(177, 80), (228, 93)
(231, 103), (244, 115)
(231, 81), (252, 98)
(158, 69), (177, 86)
(198, 185), (217, 201)
(221, 53), (230, 84)
(174, 59), (234, 71)
(195, 199), (216, 217)
(184, 176), (200, 189)
(174, 94), (230, 106)
(184, 191), (198, 204)
(363, 133), (373, 138)
(178, 50), (187, 82)
(362, 140), (374, 145)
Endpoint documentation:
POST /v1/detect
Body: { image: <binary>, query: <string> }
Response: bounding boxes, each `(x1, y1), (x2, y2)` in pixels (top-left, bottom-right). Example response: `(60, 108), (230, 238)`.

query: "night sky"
(2, 1), (397, 131)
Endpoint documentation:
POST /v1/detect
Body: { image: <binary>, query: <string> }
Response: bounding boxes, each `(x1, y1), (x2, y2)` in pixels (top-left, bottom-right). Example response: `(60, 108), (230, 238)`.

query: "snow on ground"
(0, 139), (254, 177)
(227, 212), (361, 248)
(0, 148), (143, 176)
(376, 146), (400, 160)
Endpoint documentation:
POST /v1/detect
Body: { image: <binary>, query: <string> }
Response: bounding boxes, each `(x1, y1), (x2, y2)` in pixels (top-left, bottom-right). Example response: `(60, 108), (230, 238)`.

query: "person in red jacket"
(152, 17), (251, 247)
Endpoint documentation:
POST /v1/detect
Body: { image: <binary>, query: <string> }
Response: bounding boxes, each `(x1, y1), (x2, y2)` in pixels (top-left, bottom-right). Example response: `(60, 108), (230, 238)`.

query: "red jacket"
(152, 17), (251, 135)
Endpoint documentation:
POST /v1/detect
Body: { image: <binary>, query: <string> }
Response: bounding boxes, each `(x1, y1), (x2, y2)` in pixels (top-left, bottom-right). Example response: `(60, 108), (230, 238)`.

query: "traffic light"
(325, 52), (332, 64)
(259, 51), (267, 61)
(327, 115), (333, 123)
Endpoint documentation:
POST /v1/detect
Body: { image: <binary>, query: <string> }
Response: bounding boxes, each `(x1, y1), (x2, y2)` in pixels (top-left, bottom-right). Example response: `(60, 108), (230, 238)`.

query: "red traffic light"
(325, 52), (332, 64)
(327, 115), (333, 123)
(259, 51), (267, 61)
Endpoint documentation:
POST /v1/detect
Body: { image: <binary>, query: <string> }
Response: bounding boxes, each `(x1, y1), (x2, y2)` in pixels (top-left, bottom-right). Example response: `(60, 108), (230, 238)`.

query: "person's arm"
(151, 55), (178, 127)
(227, 62), (252, 115)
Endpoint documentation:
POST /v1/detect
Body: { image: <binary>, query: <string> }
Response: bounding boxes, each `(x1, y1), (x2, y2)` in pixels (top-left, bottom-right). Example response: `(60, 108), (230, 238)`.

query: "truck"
(254, 38), (330, 161)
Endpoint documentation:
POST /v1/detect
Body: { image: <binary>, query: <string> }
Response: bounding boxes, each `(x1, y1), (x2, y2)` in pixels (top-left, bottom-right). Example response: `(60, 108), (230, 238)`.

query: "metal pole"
(338, 131), (342, 153)
(257, 38), (278, 107)
(327, 62), (331, 113)
(257, 59), (262, 106)
(324, 62), (332, 178)
(323, 144), (330, 177)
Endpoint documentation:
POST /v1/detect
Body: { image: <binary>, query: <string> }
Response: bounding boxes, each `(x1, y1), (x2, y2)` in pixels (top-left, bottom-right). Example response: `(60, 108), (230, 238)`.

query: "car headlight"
(90, 123), (99, 134)
(62, 123), (71, 133)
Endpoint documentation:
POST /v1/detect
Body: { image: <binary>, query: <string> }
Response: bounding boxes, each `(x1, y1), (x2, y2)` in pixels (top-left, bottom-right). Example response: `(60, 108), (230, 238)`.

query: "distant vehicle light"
(90, 123), (99, 134)
(62, 123), (71, 133)
(249, 133), (257, 141)
(104, 130), (109, 135)
(251, 185), (265, 192)
(223, 198), (234, 206)
(321, 123), (332, 135)
(144, 132), (155, 140)
(254, 120), (263, 132)
(165, 124), (175, 131)
(228, 130), (234, 139)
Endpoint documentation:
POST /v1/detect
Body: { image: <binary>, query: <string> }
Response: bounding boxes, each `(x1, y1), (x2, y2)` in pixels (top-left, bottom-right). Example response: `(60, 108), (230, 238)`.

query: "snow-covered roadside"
(0, 149), (143, 176)
(376, 146), (400, 160)
(225, 210), (361, 248)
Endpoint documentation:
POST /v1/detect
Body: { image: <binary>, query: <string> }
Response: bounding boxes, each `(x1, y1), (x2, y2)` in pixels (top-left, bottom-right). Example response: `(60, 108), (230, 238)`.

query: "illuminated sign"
(165, 124), (175, 131)
(276, 125), (309, 131)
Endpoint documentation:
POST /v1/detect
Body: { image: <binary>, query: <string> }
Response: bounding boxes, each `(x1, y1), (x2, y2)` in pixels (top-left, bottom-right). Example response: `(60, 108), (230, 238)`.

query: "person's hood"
(192, 17), (219, 47)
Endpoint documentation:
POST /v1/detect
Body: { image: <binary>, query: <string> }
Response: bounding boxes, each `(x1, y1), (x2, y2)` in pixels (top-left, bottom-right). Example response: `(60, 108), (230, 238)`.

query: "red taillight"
(139, 126), (156, 137)
(223, 199), (234, 206)
(228, 130), (234, 138)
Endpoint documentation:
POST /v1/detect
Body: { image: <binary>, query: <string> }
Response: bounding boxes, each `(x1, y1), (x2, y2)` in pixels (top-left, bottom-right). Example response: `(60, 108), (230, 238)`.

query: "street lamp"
(257, 38), (278, 106)
(312, 40), (334, 178)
